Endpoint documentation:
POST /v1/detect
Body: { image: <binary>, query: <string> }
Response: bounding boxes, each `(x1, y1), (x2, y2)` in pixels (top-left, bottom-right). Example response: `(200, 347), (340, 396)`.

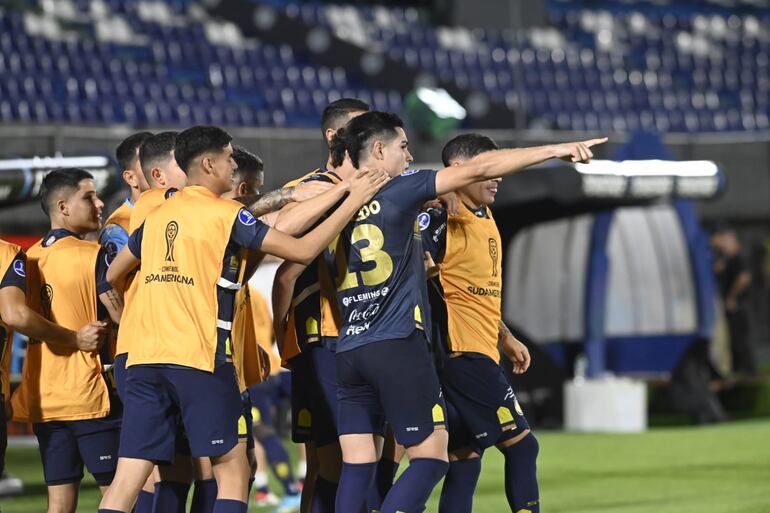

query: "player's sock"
(152, 480), (191, 513)
(262, 434), (299, 495)
(254, 470), (269, 494)
(501, 433), (540, 513)
(335, 462), (377, 513)
(380, 458), (448, 513)
(366, 457), (399, 512)
(190, 478), (218, 513)
(212, 499), (247, 513)
(311, 476), (338, 513)
(437, 458), (482, 513)
(135, 490), (155, 513)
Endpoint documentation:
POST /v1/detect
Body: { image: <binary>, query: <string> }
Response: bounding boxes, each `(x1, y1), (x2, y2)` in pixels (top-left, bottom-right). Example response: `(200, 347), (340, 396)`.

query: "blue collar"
(42, 229), (80, 247)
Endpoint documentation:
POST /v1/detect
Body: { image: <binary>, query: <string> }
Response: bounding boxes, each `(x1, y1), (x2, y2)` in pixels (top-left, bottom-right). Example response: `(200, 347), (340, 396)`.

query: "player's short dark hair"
(232, 146), (264, 176)
(321, 98), (370, 134)
(330, 111), (403, 169)
(139, 131), (178, 183)
(441, 133), (499, 167)
(174, 125), (233, 174)
(115, 131), (153, 171)
(40, 168), (94, 216)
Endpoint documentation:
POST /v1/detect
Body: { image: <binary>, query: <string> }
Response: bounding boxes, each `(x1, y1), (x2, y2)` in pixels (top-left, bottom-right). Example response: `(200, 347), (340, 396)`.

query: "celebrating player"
(326, 111), (606, 513)
(11, 169), (124, 513)
(422, 134), (539, 513)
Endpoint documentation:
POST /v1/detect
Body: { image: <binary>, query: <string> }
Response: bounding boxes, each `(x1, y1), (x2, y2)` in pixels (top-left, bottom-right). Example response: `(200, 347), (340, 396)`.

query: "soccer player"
(10, 168), (125, 513)
(326, 111), (605, 513)
(422, 134), (538, 513)
(271, 97), (370, 513)
(99, 132), (153, 258)
(0, 238), (105, 493)
(98, 125), (388, 513)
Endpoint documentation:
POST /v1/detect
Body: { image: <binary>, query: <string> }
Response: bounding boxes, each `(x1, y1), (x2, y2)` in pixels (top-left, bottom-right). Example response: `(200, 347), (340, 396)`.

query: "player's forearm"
(728, 272), (751, 303)
(242, 188), (295, 218)
(99, 289), (124, 324)
(471, 145), (560, 180)
(295, 195), (361, 264)
(272, 183), (349, 236)
(272, 262), (304, 346)
(3, 303), (77, 347)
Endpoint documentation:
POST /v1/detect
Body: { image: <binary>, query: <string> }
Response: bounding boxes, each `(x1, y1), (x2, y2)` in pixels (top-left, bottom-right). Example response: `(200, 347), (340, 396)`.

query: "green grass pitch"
(1, 419), (769, 512)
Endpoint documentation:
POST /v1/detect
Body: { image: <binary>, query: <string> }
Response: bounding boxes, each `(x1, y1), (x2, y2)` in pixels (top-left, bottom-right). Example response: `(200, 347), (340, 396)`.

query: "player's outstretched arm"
(268, 180), (350, 235)
(272, 260), (307, 350)
(0, 286), (105, 351)
(259, 168), (389, 265)
(434, 138), (608, 196)
(105, 244), (140, 289)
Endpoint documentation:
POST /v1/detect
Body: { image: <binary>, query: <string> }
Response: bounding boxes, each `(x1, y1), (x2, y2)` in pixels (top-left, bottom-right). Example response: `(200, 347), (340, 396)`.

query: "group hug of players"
(0, 98), (605, 513)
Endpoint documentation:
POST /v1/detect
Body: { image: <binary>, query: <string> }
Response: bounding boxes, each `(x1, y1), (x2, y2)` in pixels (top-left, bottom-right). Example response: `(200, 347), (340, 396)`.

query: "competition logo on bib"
(165, 221), (179, 262)
(417, 212), (430, 231)
(238, 209), (256, 226)
(13, 259), (25, 277)
(488, 238), (498, 277)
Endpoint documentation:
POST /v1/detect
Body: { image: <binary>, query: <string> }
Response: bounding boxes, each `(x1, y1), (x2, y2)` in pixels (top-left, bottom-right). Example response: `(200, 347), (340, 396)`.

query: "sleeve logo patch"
(13, 259), (25, 277)
(238, 209), (257, 226)
(104, 241), (118, 267)
(417, 212), (431, 231)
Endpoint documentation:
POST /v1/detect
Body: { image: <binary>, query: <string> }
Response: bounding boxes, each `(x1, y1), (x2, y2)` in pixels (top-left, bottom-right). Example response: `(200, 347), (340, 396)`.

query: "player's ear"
(325, 128), (336, 146)
(123, 169), (137, 188)
(372, 140), (385, 161)
(56, 197), (69, 217)
(151, 167), (164, 187)
(237, 182), (249, 196)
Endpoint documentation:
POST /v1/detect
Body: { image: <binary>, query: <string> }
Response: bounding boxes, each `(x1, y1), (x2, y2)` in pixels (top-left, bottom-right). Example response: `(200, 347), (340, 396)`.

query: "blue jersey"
(327, 169), (438, 353)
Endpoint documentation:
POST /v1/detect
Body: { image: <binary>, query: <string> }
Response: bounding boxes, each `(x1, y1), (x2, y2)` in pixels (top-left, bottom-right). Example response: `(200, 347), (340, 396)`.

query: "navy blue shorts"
(440, 352), (530, 453)
(33, 407), (121, 486)
(120, 363), (244, 464)
(289, 344), (338, 447)
(113, 353), (128, 400)
(336, 331), (445, 447)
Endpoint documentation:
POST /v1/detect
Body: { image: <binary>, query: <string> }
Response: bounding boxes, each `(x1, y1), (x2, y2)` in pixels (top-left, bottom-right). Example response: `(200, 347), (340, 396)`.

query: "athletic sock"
(212, 499), (248, 513)
(502, 433), (540, 513)
(254, 470), (269, 494)
(262, 434), (299, 495)
(438, 458), (482, 513)
(311, 476), (338, 513)
(367, 457), (400, 512)
(152, 480), (190, 513)
(380, 458), (449, 513)
(190, 478), (218, 513)
(335, 462), (377, 513)
(135, 490), (155, 513)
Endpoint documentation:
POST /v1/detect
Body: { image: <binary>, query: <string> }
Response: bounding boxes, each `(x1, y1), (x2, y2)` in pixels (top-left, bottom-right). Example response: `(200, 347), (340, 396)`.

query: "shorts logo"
(99, 455), (112, 461)
(211, 439), (224, 445)
(13, 259), (25, 277)
(475, 432), (488, 439)
(164, 221), (179, 261)
(417, 212), (430, 231)
(238, 209), (257, 226)
(41, 284), (53, 319)
(488, 238), (499, 277)
(406, 426), (419, 432)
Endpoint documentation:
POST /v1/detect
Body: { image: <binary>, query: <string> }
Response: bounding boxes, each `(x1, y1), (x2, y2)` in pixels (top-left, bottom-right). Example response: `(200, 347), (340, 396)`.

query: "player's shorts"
(439, 352), (530, 453)
(120, 363), (244, 464)
(289, 344), (338, 447)
(113, 352), (128, 399)
(33, 406), (121, 486)
(336, 331), (445, 447)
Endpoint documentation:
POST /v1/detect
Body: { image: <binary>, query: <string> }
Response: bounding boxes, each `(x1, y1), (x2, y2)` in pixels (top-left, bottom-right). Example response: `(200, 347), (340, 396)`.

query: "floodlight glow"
(574, 160), (719, 177)
(415, 87), (467, 120)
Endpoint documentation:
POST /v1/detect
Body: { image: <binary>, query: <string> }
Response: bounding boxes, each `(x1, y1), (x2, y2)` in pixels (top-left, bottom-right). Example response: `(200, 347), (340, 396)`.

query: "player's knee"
(448, 446), (481, 462)
(500, 431), (539, 462)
